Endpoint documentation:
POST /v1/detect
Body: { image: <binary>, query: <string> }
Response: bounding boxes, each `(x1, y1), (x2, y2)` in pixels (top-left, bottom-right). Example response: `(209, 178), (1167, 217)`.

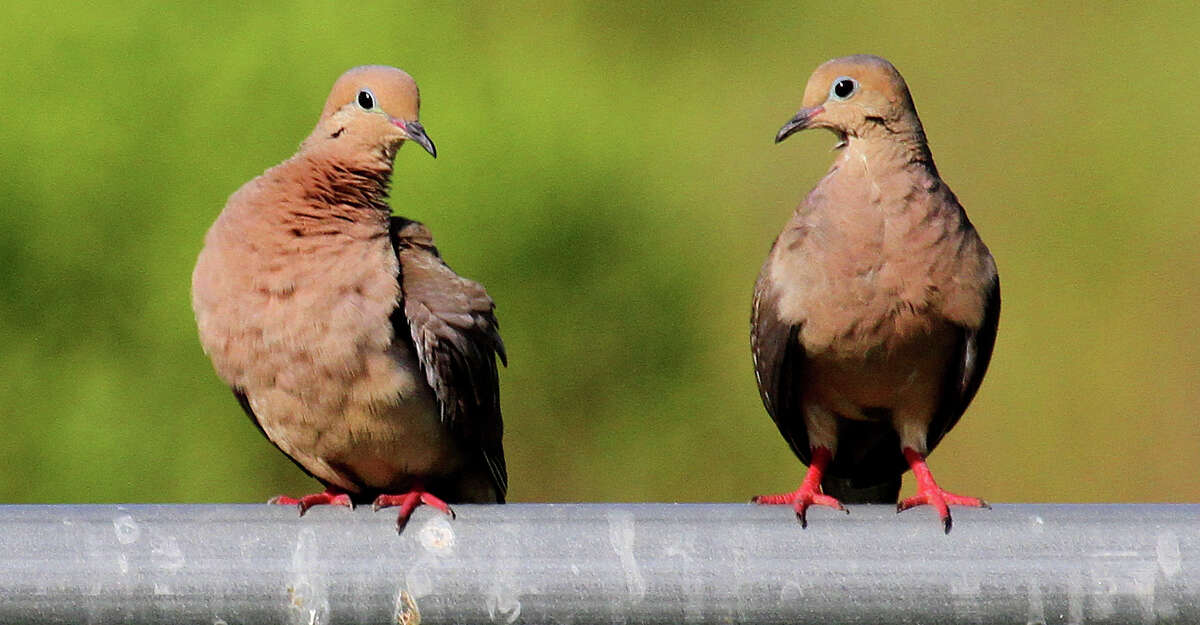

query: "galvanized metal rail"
(0, 503), (1195, 624)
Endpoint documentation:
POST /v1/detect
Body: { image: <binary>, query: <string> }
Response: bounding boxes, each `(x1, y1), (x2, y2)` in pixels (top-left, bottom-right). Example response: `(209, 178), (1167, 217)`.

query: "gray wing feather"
(928, 274), (1000, 451)
(751, 270), (812, 466)
(391, 218), (508, 499)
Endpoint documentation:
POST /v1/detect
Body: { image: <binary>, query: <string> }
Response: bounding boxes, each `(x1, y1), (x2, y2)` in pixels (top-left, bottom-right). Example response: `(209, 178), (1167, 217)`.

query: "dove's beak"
(394, 118), (437, 158)
(775, 106), (824, 144)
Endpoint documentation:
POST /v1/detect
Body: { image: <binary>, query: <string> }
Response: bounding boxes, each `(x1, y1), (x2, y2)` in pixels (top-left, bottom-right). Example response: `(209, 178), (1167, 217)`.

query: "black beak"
(774, 106), (824, 144)
(404, 120), (437, 158)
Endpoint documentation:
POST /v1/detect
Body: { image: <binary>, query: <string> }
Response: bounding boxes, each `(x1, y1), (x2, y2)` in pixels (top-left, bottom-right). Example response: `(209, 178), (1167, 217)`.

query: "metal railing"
(0, 503), (1195, 624)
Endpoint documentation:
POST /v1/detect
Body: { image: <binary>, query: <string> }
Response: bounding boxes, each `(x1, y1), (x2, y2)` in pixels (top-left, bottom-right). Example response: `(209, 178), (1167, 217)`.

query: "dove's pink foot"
(752, 446), (848, 528)
(269, 488), (353, 516)
(897, 447), (989, 534)
(373, 489), (455, 532)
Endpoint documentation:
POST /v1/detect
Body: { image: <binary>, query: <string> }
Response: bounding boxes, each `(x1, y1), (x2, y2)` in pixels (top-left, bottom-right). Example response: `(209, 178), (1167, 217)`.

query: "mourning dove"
(750, 55), (999, 532)
(192, 66), (507, 530)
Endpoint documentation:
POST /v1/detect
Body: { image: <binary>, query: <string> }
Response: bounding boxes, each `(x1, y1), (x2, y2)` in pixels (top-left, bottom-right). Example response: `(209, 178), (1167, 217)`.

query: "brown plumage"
(192, 66), (506, 530)
(750, 55), (999, 532)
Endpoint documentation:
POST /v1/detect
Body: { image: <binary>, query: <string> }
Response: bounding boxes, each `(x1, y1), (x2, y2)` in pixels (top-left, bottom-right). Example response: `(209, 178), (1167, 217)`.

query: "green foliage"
(1, 2), (1196, 504)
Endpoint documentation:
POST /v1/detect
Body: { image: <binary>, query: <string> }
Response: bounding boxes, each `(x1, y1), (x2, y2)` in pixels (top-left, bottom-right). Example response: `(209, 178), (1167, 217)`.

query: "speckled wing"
(750, 257), (812, 466)
(927, 274), (1000, 452)
(390, 217), (508, 500)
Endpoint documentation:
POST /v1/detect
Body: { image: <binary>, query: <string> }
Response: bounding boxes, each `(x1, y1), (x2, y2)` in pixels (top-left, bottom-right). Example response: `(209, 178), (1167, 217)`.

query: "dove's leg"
(373, 486), (454, 532)
(269, 488), (353, 515)
(752, 446), (848, 528)
(896, 447), (989, 533)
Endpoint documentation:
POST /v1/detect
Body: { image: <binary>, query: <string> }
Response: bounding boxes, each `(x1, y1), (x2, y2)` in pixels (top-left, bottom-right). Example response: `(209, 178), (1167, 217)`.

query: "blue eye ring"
(829, 76), (858, 101)
(356, 88), (377, 110)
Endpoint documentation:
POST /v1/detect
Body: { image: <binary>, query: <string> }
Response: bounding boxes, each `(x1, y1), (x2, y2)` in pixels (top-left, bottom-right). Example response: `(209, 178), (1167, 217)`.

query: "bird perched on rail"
(750, 55), (999, 532)
(192, 65), (507, 531)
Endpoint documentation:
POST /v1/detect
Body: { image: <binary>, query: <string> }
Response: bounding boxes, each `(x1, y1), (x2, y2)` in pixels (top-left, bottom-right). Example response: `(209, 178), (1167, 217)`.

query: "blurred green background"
(1, 2), (1196, 506)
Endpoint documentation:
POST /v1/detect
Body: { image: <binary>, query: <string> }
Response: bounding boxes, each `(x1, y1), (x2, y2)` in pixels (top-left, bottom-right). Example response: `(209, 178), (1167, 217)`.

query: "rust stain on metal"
(287, 585), (304, 608)
(395, 589), (420, 625)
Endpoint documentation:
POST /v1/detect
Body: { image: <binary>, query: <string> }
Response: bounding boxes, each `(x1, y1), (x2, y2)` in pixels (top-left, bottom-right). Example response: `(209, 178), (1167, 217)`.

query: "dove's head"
(775, 55), (922, 145)
(313, 65), (436, 158)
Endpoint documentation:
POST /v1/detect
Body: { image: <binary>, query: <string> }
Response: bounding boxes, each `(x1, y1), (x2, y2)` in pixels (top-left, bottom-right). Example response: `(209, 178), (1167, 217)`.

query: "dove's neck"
(291, 144), (397, 219)
(841, 129), (937, 179)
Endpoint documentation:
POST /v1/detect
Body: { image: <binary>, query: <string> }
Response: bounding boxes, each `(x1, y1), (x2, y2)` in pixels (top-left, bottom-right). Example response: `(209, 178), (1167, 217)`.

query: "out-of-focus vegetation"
(1, 2), (1196, 505)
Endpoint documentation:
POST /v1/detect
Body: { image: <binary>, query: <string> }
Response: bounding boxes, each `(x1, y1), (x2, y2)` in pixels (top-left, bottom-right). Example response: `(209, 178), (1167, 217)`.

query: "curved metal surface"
(0, 503), (1195, 624)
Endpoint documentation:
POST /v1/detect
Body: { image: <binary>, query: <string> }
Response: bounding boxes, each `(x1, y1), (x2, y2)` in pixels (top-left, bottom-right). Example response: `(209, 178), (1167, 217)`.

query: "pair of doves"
(192, 56), (998, 534)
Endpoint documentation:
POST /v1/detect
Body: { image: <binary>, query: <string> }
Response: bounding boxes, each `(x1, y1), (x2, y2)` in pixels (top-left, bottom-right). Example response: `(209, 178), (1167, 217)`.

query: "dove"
(192, 65), (506, 531)
(750, 55), (999, 532)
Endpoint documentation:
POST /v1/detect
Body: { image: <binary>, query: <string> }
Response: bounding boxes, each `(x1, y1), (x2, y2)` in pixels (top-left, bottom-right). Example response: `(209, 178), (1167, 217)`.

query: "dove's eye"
(356, 88), (377, 110)
(829, 77), (858, 101)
